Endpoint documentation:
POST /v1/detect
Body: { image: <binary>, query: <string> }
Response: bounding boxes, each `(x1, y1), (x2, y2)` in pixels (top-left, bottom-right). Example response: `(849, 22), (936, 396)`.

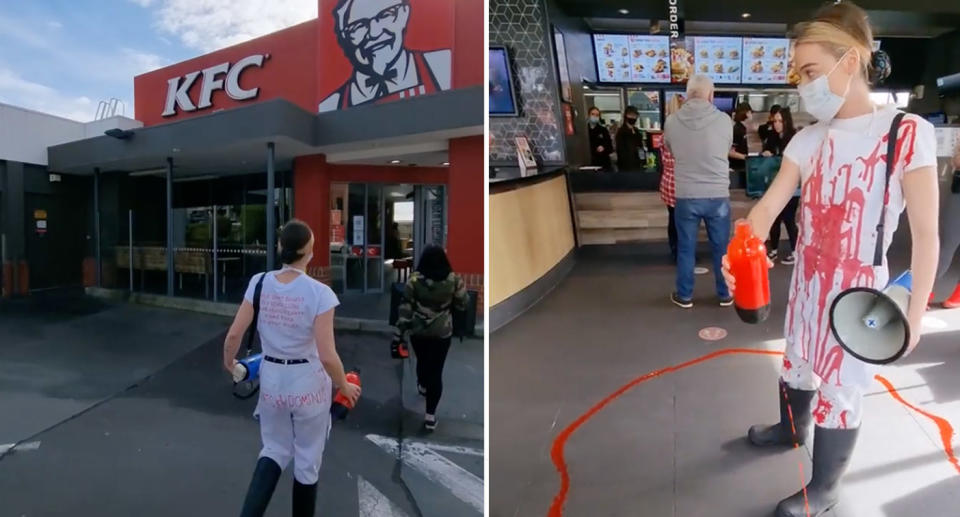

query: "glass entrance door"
(343, 184), (384, 293)
(413, 185), (447, 263)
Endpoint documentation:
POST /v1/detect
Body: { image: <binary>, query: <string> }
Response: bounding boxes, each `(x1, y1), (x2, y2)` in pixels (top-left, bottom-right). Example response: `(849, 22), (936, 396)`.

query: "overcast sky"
(0, 0), (317, 122)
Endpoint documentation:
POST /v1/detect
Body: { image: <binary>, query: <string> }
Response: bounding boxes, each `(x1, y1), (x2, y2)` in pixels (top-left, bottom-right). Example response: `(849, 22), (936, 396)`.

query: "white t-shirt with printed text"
(244, 270), (340, 360)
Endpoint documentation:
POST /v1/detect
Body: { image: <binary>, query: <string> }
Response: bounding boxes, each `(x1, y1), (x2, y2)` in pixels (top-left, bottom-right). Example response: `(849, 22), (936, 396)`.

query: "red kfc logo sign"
(162, 54), (269, 117)
(317, 0), (453, 112)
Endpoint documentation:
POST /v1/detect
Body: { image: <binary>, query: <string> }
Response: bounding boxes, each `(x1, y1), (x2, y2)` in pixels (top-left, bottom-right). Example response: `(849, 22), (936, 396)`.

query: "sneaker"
(417, 383), (427, 397)
(424, 414), (438, 431)
(781, 252), (796, 265)
(671, 292), (693, 309)
(719, 296), (734, 307)
(767, 249), (778, 262)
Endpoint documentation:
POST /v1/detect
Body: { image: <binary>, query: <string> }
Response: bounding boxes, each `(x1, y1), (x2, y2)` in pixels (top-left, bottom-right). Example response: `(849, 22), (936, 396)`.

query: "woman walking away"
(391, 245), (469, 431)
(224, 219), (361, 517)
(722, 3), (938, 516)
(762, 108), (800, 265)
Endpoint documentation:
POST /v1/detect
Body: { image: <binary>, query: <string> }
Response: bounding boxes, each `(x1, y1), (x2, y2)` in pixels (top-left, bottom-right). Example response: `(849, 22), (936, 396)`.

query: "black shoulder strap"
(244, 272), (267, 355)
(874, 112), (906, 267)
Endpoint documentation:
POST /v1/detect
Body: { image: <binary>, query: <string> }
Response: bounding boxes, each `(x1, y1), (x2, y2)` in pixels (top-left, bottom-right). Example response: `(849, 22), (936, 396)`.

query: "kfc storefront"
(47, 0), (483, 316)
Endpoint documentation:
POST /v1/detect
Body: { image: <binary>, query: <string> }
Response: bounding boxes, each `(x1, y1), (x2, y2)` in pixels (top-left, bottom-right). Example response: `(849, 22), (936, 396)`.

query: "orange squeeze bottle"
(728, 221), (771, 324)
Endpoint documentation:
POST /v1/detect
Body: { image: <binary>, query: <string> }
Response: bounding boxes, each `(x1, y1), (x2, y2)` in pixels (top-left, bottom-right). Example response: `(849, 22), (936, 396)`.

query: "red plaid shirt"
(659, 147), (676, 207)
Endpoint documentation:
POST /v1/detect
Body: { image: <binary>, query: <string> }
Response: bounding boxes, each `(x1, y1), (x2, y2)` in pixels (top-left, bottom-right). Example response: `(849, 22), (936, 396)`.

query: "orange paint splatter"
(547, 348), (782, 517)
(547, 351), (960, 517)
(874, 374), (960, 475)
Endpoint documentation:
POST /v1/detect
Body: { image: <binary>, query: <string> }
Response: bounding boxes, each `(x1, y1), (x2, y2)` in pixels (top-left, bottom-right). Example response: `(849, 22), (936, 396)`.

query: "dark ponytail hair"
(279, 219), (313, 265)
(416, 244), (453, 282)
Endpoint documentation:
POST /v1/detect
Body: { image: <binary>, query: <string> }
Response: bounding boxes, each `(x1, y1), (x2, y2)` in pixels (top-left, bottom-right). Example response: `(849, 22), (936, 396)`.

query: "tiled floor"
(491, 237), (960, 517)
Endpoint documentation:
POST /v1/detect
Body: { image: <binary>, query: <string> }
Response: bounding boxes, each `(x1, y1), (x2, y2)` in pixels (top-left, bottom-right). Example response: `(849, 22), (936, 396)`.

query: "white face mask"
(798, 50), (856, 122)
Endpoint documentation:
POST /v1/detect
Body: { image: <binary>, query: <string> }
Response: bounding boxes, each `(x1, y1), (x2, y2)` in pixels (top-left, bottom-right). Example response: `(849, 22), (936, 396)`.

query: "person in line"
(660, 95), (681, 262)
(224, 220), (361, 517)
(391, 244), (469, 431)
(758, 104), (783, 143)
(663, 74), (734, 308)
(762, 108), (800, 265)
(722, 3), (938, 515)
(934, 142), (960, 307)
(616, 106), (645, 171)
(587, 107), (613, 171)
(729, 103), (753, 174)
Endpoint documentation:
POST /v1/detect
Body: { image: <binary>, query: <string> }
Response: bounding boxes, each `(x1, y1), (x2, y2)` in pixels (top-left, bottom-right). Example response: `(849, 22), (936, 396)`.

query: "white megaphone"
(829, 271), (912, 365)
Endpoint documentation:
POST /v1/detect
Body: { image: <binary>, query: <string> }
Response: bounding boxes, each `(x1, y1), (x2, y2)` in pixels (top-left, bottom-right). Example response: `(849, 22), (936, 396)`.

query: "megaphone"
(829, 271), (912, 365)
(232, 353), (263, 399)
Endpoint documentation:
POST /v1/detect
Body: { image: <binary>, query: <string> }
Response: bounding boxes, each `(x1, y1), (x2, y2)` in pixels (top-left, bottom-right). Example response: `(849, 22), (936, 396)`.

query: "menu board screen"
(742, 37), (790, 84)
(594, 34), (671, 83)
(691, 37), (743, 83)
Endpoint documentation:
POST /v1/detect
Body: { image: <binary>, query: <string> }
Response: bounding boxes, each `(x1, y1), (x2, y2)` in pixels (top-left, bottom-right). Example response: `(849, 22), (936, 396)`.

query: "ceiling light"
(618, 8), (629, 15)
(390, 159), (401, 164)
(442, 162), (450, 166)
(741, 12), (751, 18)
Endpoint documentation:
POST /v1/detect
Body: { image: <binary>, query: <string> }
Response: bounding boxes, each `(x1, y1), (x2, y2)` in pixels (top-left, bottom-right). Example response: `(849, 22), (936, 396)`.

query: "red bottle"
(727, 221), (771, 323)
(331, 370), (361, 420)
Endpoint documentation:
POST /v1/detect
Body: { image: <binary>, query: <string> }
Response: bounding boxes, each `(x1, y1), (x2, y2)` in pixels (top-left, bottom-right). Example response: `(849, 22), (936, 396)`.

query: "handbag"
(233, 272), (266, 399)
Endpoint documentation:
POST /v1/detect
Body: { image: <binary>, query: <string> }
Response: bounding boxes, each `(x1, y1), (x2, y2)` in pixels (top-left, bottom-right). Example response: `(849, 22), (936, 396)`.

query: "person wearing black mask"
(587, 107), (613, 170)
(616, 106), (645, 171)
(758, 104), (782, 143)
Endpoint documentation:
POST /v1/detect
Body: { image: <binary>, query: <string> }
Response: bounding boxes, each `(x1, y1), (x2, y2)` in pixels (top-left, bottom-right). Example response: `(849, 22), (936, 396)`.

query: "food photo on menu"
(676, 36), (743, 84)
(594, 34), (671, 83)
(742, 37), (790, 84)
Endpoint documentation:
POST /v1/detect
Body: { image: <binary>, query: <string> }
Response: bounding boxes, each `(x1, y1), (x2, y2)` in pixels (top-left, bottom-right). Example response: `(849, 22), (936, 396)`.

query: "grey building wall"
(489, 0), (566, 166)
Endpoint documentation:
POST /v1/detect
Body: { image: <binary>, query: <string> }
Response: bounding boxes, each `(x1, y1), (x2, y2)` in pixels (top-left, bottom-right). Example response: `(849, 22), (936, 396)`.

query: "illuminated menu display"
(594, 34), (671, 83)
(690, 36), (743, 84)
(742, 37), (790, 84)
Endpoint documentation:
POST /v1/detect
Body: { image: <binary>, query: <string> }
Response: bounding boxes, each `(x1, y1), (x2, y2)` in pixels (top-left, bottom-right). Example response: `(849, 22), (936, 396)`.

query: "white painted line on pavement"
(413, 442), (484, 457)
(358, 476), (412, 517)
(0, 441), (41, 454)
(366, 434), (483, 513)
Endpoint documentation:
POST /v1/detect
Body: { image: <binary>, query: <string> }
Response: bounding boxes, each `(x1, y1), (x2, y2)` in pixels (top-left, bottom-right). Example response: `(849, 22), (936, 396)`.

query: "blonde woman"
(722, 3), (938, 516)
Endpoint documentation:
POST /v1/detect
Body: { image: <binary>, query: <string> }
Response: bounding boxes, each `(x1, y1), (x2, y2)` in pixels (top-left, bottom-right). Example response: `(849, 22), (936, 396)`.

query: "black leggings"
(412, 336), (452, 415)
(768, 196), (800, 253)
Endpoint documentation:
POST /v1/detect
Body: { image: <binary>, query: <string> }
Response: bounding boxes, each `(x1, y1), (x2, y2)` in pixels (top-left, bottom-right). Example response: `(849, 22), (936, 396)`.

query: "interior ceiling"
(327, 149), (449, 167)
(560, 0), (960, 38)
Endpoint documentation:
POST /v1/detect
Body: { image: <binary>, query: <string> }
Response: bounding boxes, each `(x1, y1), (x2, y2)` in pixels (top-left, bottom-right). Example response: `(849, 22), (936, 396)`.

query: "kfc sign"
(161, 54), (269, 117)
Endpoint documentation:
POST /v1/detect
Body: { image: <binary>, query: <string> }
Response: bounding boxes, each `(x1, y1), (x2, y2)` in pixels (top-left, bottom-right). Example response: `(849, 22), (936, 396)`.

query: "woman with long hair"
(391, 244), (469, 431)
(763, 107), (801, 265)
(722, 3), (938, 515)
(224, 219), (361, 517)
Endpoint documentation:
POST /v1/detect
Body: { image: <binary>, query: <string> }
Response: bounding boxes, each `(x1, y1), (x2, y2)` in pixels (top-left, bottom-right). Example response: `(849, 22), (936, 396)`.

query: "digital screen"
(688, 37), (743, 84)
(713, 96), (735, 113)
(489, 47), (518, 116)
(741, 37), (790, 84)
(594, 34), (671, 83)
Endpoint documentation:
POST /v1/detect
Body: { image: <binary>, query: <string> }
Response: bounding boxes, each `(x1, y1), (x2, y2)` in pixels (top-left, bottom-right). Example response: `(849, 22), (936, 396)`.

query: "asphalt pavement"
(0, 292), (483, 516)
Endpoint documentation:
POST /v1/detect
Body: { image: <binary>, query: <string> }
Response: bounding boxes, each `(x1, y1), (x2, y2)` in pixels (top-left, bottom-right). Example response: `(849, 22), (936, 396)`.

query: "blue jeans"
(675, 198), (731, 300)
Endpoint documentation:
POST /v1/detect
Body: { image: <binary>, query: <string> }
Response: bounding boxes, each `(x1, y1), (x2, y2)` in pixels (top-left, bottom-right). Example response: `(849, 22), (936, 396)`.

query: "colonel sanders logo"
(318, 0), (452, 113)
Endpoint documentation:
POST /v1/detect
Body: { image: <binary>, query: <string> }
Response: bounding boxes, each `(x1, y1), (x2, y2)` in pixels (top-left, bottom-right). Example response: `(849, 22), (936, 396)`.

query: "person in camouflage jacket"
(391, 245), (468, 431)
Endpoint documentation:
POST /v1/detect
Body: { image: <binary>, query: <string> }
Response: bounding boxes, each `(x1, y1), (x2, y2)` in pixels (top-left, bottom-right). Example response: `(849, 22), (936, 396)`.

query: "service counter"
(489, 168), (577, 331)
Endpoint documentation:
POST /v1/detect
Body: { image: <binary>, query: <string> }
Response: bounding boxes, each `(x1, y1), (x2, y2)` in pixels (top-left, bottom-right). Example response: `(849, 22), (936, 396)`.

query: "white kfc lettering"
(161, 54), (266, 117)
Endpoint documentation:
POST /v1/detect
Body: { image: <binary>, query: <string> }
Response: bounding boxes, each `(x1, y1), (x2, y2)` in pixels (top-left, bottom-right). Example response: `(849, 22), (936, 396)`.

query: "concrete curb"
(84, 287), (485, 336)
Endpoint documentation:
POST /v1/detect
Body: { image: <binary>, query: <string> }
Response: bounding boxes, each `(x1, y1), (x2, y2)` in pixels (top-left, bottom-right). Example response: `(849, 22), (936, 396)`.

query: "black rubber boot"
(748, 381), (816, 447)
(239, 457), (282, 517)
(292, 480), (318, 517)
(775, 426), (860, 517)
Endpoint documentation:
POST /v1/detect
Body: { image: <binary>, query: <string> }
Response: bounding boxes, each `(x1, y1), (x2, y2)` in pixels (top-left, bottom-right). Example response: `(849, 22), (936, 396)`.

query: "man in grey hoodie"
(664, 74), (733, 308)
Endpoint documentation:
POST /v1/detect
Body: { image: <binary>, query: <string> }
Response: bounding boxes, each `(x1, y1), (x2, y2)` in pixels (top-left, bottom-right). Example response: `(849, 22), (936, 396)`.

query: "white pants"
(779, 346), (873, 430)
(255, 360), (333, 484)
